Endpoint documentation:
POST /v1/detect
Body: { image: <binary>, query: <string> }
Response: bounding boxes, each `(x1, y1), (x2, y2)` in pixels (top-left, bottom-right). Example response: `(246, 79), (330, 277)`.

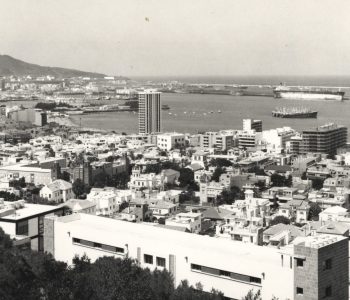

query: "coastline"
(48, 115), (111, 133)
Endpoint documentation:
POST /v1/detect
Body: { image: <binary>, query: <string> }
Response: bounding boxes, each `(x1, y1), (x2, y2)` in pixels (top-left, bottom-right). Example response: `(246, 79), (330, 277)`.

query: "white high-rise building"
(138, 90), (161, 134)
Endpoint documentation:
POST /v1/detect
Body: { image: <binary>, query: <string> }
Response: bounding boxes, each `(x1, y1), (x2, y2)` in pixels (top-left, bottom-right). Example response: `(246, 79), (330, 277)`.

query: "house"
(40, 179), (74, 203)
(64, 199), (96, 215)
(165, 212), (202, 233)
(87, 187), (132, 216)
(319, 206), (348, 223)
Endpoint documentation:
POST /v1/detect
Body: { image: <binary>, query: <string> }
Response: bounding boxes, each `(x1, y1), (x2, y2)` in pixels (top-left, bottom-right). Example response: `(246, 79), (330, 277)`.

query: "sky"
(0, 0), (350, 77)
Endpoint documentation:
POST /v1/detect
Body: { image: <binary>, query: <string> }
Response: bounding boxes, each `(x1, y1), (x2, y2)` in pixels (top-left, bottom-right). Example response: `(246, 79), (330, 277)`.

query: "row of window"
(190, 264), (261, 284)
(72, 238), (124, 254)
(144, 254), (166, 267)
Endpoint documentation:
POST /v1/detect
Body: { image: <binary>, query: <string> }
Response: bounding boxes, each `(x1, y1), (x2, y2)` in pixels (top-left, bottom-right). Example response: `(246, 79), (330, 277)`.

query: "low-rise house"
(319, 206), (348, 222)
(87, 187), (132, 216)
(277, 200), (309, 223)
(148, 200), (177, 220)
(64, 199), (96, 215)
(165, 212), (202, 233)
(117, 201), (151, 222)
(40, 179), (74, 203)
(308, 188), (350, 209)
(263, 223), (308, 246)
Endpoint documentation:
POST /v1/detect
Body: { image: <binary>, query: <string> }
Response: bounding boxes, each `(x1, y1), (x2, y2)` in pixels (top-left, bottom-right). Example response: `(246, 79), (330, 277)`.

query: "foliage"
(0, 191), (21, 201)
(242, 289), (261, 300)
(308, 202), (322, 221)
(125, 100), (139, 111)
(270, 173), (292, 187)
(35, 102), (73, 110)
(217, 186), (242, 205)
(58, 171), (71, 182)
(9, 177), (26, 189)
(178, 168), (195, 188)
(72, 178), (86, 197)
(311, 178), (324, 190)
(270, 215), (290, 226)
(210, 158), (232, 168)
(211, 167), (225, 182)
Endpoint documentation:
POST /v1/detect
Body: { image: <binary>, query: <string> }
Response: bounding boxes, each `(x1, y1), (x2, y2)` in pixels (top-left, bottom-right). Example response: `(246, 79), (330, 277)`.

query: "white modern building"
(44, 213), (348, 300)
(157, 132), (186, 151)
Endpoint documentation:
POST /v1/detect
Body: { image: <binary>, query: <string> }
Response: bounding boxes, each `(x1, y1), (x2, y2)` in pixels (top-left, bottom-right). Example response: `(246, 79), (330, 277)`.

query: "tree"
(93, 172), (110, 188)
(72, 179), (86, 197)
(210, 158), (232, 168)
(9, 177), (26, 189)
(271, 173), (292, 187)
(270, 215), (290, 226)
(178, 168), (195, 188)
(242, 289), (261, 300)
(311, 178), (324, 190)
(59, 171), (71, 182)
(218, 186), (241, 205)
(308, 202), (322, 221)
(211, 167), (225, 182)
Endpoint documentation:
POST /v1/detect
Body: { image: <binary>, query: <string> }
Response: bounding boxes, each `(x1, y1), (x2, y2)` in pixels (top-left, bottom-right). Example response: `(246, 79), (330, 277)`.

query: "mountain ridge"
(0, 54), (108, 78)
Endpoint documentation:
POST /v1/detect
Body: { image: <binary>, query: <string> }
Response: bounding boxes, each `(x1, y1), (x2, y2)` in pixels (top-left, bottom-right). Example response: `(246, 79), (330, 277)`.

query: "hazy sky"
(1, 0), (350, 77)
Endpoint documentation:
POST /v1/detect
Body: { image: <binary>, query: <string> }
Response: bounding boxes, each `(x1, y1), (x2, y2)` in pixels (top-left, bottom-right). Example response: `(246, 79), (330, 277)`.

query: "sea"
(70, 75), (350, 137)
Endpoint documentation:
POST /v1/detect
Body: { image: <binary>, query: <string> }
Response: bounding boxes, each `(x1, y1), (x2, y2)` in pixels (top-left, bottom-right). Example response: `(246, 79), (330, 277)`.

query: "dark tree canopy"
(270, 215), (291, 226)
(308, 202), (322, 221)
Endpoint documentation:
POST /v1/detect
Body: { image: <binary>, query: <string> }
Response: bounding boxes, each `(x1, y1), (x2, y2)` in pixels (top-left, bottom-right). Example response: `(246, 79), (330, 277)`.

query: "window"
(296, 258), (304, 267)
(191, 264), (202, 271)
(219, 270), (231, 277)
(250, 277), (261, 284)
(325, 286), (332, 297)
(115, 247), (124, 254)
(296, 287), (303, 295)
(72, 238), (80, 244)
(93, 242), (101, 248)
(16, 220), (29, 236)
(156, 257), (166, 267)
(323, 258), (332, 270)
(144, 254), (153, 264)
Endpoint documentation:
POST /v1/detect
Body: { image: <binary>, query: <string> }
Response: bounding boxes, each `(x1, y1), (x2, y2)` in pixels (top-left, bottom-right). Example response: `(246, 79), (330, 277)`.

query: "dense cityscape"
(0, 72), (348, 300)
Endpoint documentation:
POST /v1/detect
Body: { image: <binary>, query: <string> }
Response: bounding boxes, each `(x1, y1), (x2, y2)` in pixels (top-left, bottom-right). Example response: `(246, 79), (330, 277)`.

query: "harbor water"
(71, 93), (350, 136)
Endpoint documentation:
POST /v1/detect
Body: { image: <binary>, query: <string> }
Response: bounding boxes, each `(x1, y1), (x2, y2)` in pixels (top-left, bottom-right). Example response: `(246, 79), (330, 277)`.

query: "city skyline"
(1, 0), (350, 77)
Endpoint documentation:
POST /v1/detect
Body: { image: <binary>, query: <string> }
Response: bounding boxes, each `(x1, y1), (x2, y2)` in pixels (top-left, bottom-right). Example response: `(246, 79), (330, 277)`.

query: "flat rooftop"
(0, 202), (62, 221)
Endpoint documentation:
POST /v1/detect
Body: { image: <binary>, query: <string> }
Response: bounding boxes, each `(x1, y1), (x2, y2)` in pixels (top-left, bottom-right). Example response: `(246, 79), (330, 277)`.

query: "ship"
(273, 85), (345, 101)
(272, 107), (318, 118)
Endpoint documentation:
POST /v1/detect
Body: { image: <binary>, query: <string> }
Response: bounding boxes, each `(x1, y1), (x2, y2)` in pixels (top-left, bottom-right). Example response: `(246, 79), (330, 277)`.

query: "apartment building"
(300, 123), (348, 156)
(44, 213), (348, 300)
(157, 132), (186, 151)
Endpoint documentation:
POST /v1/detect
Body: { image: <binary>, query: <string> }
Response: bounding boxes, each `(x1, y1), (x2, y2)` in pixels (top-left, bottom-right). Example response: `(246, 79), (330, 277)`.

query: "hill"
(0, 54), (106, 78)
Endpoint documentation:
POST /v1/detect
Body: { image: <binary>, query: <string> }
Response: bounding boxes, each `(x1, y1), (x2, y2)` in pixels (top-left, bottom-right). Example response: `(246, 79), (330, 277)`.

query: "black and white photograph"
(0, 1), (349, 299)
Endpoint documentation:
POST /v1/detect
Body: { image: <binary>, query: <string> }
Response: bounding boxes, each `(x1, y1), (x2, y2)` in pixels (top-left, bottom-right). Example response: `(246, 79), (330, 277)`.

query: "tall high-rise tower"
(138, 90), (161, 134)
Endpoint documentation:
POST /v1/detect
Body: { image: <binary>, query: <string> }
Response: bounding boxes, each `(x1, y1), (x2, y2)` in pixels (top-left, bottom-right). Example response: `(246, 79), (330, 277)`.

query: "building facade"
(138, 90), (161, 134)
(300, 123), (348, 156)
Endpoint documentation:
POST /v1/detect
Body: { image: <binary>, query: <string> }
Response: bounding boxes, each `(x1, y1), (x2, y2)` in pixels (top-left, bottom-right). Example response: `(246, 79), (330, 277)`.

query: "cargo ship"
(273, 86), (345, 101)
(272, 107), (318, 118)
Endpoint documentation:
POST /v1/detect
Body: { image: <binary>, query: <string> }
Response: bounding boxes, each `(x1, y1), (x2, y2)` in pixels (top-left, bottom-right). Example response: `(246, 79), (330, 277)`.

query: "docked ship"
(272, 107), (318, 118)
(273, 86), (345, 101)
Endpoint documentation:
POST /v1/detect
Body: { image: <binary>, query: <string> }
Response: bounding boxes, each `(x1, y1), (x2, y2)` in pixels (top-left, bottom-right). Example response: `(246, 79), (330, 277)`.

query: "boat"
(273, 85), (345, 101)
(272, 107), (318, 118)
(162, 104), (170, 110)
(218, 110), (222, 113)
